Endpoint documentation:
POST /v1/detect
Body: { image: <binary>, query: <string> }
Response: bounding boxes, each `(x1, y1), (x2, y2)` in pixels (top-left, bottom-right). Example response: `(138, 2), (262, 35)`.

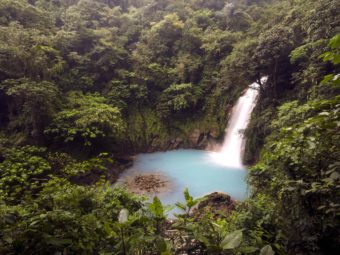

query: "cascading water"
(211, 78), (266, 167)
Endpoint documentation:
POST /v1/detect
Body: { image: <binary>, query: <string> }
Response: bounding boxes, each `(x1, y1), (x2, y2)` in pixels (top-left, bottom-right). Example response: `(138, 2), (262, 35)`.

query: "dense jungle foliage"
(0, 0), (339, 254)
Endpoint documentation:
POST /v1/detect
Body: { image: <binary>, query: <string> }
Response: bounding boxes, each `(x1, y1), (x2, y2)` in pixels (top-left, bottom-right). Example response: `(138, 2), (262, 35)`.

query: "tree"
(46, 92), (125, 147)
(137, 13), (184, 64)
(0, 78), (59, 142)
(0, 23), (64, 81)
(252, 26), (295, 95)
(221, 38), (259, 90)
(157, 83), (202, 118)
(0, 0), (54, 29)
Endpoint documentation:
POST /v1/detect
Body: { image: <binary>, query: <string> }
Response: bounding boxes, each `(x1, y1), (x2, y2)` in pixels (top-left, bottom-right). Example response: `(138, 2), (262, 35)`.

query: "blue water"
(119, 149), (248, 210)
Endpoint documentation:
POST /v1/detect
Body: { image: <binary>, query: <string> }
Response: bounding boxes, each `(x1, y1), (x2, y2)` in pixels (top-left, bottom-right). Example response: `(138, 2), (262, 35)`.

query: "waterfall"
(211, 78), (266, 167)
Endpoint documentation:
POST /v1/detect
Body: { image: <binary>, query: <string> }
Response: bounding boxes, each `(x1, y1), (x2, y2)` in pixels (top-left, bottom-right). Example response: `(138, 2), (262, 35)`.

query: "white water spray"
(211, 78), (266, 167)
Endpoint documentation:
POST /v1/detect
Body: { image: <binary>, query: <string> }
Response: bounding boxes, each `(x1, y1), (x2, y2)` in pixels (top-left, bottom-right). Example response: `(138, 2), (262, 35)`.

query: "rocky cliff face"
(123, 104), (230, 154)
(145, 127), (221, 153)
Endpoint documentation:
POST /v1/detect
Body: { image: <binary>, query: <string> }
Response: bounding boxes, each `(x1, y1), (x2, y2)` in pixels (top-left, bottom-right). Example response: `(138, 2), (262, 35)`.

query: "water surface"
(119, 149), (248, 207)
(118, 83), (265, 211)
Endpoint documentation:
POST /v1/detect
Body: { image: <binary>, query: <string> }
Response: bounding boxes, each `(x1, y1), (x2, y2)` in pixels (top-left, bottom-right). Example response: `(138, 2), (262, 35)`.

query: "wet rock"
(194, 192), (236, 218)
(170, 138), (183, 150)
(208, 127), (219, 139)
(150, 137), (161, 147)
(197, 135), (208, 148)
(148, 137), (167, 152)
(188, 129), (202, 145)
(145, 128), (215, 152)
(206, 139), (220, 151)
(134, 174), (167, 192)
(124, 173), (171, 195)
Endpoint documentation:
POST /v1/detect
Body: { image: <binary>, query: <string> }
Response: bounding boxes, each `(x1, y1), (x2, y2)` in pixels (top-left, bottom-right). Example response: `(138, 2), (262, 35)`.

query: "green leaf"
(155, 237), (167, 252)
(239, 246), (259, 253)
(118, 208), (129, 223)
(4, 236), (13, 244)
(149, 196), (164, 218)
(329, 34), (340, 49)
(45, 237), (72, 246)
(330, 172), (340, 180)
(260, 245), (275, 255)
(184, 187), (193, 204)
(194, 233), (210, 246)
(161, 252), (172, 255)
(175, 202), (186, 211)
(221, 230), (243, 250)
(321, 74), (334, 85)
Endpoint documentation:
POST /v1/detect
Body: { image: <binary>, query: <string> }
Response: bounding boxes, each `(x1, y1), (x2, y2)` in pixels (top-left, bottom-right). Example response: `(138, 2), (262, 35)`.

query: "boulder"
(194, 192), (236, 219)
